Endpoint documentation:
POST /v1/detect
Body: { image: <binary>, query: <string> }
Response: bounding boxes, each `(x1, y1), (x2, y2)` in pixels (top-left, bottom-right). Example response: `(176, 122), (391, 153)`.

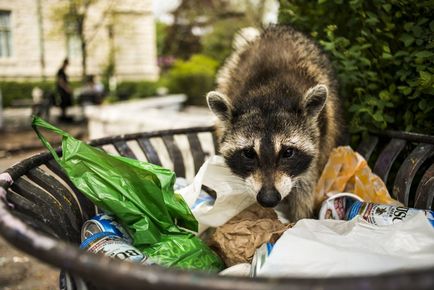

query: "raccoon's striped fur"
(206, 26), (344, 222)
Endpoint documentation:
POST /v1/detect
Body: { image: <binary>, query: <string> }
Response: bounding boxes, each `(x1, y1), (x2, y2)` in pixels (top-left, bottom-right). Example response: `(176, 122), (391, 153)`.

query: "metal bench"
(0, 127), (433, 290)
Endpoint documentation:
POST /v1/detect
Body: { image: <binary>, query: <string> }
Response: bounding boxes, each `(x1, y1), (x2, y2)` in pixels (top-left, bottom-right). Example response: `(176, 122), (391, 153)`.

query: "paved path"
(0, 105), (86, 290)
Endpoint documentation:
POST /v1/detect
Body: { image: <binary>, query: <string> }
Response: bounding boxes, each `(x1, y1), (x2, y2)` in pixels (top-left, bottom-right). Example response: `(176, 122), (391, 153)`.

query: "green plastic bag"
(32, 117), (224, 271)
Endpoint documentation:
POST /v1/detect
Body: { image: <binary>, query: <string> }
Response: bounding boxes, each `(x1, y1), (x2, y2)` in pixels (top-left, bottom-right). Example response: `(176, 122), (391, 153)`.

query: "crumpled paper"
(314, 146), (401, 210)
(206, 204), (293, 267)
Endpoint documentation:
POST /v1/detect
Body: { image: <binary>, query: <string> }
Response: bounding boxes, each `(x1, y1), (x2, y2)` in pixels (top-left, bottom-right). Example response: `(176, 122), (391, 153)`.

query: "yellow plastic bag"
(314, 146), (401, 210)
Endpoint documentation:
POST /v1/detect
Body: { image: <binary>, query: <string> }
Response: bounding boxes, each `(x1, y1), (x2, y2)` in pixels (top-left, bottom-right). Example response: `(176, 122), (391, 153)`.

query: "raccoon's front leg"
(277, 177), (316, 222)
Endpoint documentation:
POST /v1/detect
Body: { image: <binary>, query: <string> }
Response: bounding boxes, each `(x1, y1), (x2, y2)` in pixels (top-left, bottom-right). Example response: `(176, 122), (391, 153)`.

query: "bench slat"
(356, 135), (379, 160)
(45, 159), (96, 221)
(414, 163), (434, 210)
(373, 138), (407, 183)
(186, 133), (207, 174)
(137, 137), (162, 166)
(8, 186), (68, 240)
(113, 140), (136, 159)
(393, 143), (434, 206)
(161, 135), (186, 178)
(26, 168), (82, 235)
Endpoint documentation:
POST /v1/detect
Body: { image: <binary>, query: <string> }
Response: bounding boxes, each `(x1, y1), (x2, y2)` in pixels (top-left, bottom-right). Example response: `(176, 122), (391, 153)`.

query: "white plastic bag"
(178, 156), (256, 233)
(258, 212), (434, 277)
(219, 263), (251, 276)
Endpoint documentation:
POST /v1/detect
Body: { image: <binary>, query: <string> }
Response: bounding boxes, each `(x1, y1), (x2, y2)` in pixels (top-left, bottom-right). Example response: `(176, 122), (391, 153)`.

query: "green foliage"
(201, 19), (249, 63)
(0, 81), (54, 107)
(156, 22), (168, 57)
(164, 54), (219, 106)
(279, 0), (434, 134)
(116, 81), (159, 100)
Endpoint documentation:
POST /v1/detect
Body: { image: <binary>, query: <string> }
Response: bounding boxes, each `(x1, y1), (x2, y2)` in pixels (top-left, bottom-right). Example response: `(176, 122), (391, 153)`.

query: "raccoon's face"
(207, 84), (327, 208)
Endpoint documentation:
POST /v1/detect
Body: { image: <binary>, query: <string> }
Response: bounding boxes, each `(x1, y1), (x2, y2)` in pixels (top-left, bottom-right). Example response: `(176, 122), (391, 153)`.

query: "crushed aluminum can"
(347, 201), (434, 227)
(319, 192), (363, 220)
(80, 232), (152, 264)
(250, 242), (274, 277)
(81, 213), (132, 243)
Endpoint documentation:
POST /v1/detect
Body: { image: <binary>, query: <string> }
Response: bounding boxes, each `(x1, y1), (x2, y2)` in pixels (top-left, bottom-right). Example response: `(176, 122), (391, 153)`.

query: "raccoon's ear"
(207, 91), (233, 123)
(303, 84), (328, 117)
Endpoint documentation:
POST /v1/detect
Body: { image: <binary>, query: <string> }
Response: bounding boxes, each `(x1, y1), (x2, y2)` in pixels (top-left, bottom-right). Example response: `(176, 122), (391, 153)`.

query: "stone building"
(0, 0), (159, 81)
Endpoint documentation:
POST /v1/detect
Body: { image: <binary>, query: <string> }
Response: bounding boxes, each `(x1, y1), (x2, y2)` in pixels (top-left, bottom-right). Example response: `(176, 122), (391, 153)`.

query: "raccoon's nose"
(257, 187), (281, 208)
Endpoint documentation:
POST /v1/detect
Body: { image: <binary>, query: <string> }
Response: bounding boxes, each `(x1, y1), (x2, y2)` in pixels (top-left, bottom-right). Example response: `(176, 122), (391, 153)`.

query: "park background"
(0, 0), (432, 289)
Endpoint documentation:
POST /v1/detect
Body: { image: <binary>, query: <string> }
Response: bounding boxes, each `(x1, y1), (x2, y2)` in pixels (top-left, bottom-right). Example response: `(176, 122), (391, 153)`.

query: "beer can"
(318, 193), (363, 220)
(250, 242), (274, 277)
(80, 232), (152, 265)
(347, 201), (434, 227)
(81, 213), (132, 243)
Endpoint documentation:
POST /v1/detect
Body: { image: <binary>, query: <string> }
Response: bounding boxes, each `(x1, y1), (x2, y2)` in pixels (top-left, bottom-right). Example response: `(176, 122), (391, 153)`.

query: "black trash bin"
(0, 127), (433, 290)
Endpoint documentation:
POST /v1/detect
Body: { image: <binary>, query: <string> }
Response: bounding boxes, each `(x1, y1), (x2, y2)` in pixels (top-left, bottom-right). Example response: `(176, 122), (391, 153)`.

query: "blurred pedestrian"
(56, 58), (73, 122)
(78, 75), (105, 106)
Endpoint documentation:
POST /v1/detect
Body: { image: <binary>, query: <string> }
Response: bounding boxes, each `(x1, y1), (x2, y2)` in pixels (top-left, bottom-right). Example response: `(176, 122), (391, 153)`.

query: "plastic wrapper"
(32, 117), (223, 272)
(258, 212), (434, 277)
(219, 263), (251, 276)
(314, 146), (401, 210)
(178, 156), (257, 233)
(206, 204), (292, 267)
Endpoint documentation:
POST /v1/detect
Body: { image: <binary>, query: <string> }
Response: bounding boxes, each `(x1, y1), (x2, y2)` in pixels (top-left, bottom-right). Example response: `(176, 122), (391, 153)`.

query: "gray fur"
(207, 26), (343, 222)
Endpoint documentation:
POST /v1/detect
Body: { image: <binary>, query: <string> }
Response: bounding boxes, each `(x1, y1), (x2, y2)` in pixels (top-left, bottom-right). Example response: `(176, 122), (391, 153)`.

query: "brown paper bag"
(207, 204), (293, 267)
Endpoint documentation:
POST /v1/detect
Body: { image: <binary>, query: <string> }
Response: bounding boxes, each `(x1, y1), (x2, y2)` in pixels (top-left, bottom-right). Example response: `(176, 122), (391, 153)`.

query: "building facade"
(0, 0), (159, 81)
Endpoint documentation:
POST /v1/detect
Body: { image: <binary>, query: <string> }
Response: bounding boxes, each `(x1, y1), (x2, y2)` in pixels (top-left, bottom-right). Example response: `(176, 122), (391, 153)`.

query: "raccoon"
(206, 26), (343, 222)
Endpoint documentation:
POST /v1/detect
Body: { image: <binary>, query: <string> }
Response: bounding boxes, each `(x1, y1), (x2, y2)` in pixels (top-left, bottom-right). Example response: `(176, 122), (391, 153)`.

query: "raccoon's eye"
(282, 148), (295, 159)
(241, 148), (256, 160)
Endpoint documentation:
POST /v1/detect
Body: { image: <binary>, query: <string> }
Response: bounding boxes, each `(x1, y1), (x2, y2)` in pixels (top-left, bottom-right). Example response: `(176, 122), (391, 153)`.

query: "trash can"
(0, 126), (433, 290)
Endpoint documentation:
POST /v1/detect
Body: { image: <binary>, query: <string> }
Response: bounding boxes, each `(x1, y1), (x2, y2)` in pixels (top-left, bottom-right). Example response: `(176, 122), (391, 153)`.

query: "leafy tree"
(164, 54), (219, 106)
(279, 0), (434, 134)
(51, 0), (115, 80)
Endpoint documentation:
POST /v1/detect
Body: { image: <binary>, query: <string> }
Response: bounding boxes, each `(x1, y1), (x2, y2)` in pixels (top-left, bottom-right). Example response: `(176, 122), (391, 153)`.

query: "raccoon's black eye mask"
(226, 147), (258, 178)
(225, 145), (313, 179)
(241, 147), (256, 159)
(278, 147), (313, 177)
(280, 147), (295, 159)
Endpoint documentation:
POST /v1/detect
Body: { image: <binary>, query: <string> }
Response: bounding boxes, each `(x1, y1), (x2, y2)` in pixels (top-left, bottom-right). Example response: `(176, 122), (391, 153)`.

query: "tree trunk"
(77, 14), (87, 81)
(81, 38), (87, 81)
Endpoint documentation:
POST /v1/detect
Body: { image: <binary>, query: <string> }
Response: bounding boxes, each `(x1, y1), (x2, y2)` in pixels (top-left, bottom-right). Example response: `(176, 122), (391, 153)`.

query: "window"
(65, 21), (82, 59)
(0, 11), (12, 58)
(67, 33), (82, 58)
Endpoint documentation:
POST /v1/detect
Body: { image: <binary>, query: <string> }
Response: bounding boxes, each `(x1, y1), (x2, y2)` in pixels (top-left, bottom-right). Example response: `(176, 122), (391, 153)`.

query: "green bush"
(0, 80), (159, 107)
(201, 19), (248, 63)
(164, 54), (219, 106)
(279, 0), (433, 135)
(116, 81), (159, 100)
(0, 81), (54, 107)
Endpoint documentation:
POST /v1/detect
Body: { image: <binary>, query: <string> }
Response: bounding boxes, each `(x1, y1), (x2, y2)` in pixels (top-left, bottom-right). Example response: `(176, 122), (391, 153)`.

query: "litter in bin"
(218, 263), (251, 276)
(314, 146), (401, 211)
(80, 232), (153, 265)
(250, 242), (273, 277)
(347, 201), (434, 227)
(206, 204), (292, 267)
(318, 192), (363, 220)
(32, 117), (224, 272)
(319, 194), (434, 228)
(256, 212), (434, 278)
(31, 117), (433, 279)
(178, 156), (257, 233)
(81, 213), (133, 243)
